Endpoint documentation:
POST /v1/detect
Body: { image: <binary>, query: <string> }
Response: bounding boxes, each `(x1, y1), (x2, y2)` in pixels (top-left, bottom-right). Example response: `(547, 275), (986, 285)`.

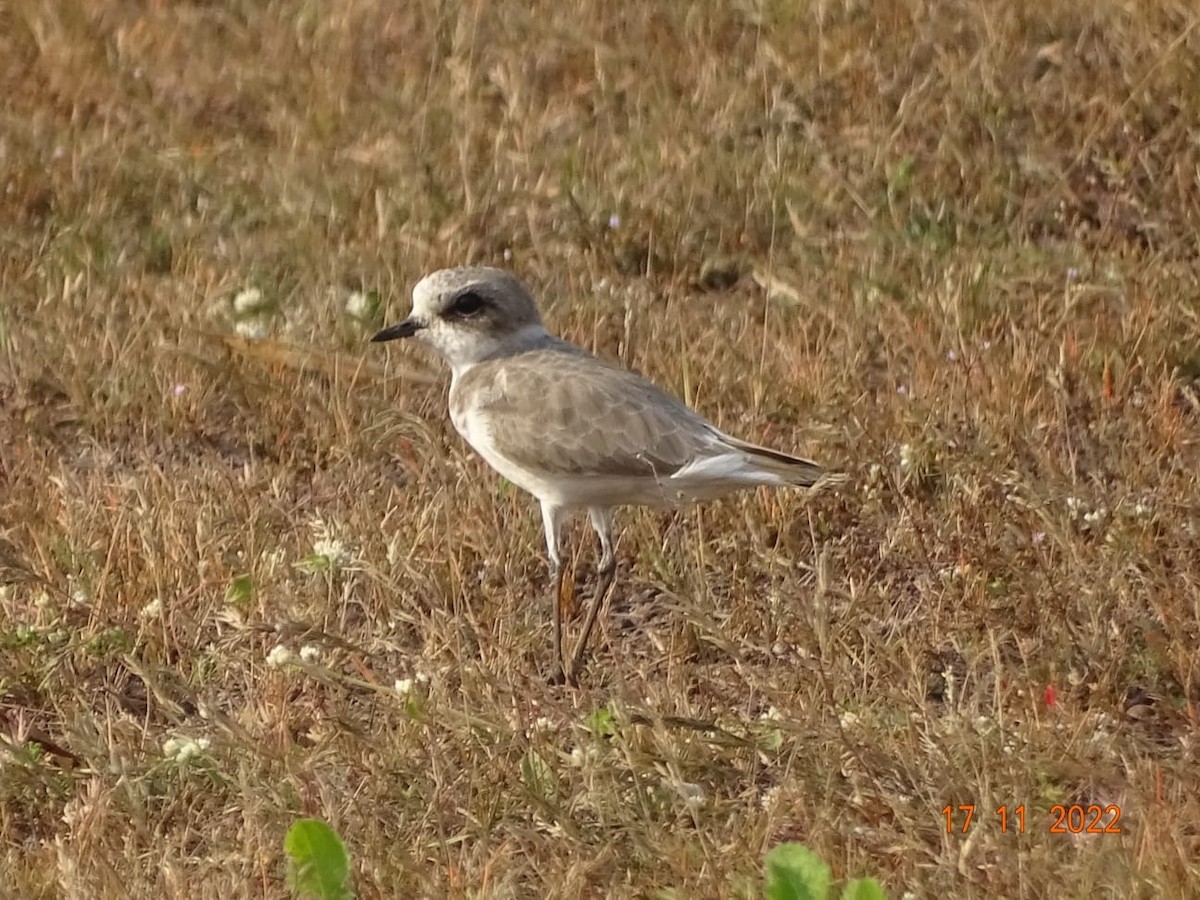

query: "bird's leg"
(567, 508), (617, 683)
(541, 503), (569, 684)
(548, 558), (567, 684)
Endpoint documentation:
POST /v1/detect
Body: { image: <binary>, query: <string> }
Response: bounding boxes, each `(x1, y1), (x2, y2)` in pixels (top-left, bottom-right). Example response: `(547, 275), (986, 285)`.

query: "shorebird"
(373, 266), (837, 683)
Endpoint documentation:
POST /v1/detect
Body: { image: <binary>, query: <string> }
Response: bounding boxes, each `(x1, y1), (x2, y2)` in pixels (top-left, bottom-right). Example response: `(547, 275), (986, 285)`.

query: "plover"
(373, 267), (838, 683)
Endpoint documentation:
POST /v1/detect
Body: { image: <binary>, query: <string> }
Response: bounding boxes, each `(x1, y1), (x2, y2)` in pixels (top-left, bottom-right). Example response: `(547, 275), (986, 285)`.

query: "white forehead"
(411, 266), (514, 316)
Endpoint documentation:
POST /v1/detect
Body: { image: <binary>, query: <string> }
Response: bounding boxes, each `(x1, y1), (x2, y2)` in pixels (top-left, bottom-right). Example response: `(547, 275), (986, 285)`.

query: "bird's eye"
(451, 291), (486, 317)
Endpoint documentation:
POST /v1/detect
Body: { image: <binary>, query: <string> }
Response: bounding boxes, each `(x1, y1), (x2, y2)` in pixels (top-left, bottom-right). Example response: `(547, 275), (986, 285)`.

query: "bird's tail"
(719, 435), (838, 488)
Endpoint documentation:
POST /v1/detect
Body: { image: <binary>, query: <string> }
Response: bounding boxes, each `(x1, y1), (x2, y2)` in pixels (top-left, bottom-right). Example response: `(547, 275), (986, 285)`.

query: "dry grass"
(3, 1), (1200, 896)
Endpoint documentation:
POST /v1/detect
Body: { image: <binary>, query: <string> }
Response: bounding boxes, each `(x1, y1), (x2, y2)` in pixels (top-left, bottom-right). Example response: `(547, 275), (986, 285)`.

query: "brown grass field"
(3, 1), (1200, 897)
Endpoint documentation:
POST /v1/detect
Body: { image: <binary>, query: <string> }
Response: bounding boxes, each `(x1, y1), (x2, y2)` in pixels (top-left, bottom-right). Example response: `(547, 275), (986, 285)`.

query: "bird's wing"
(454, 347), (718, 479)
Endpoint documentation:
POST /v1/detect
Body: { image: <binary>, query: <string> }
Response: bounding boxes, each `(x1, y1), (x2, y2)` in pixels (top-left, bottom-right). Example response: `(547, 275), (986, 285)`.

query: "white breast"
(450, 393), (558, 503)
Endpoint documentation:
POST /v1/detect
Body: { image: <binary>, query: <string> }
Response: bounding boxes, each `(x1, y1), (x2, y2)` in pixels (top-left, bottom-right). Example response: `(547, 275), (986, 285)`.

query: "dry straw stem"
(2, 1), (1200, 897)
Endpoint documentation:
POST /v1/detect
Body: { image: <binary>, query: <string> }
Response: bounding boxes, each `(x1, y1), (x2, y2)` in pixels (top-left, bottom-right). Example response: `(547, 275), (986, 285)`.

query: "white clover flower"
(140, 598), (164, 619)
(233, 287), (269, 315)
(235, 318), (269, 340)
(309, 518), (353, 570)
(528, 716), (556, 735)
(677, 781), (707, 809)
(344, 291), (372, 319)
(163, 735), (210, 762)
(299, 645), (321, 663)
(266, 644), (295, 667)
(1127, 500), (1152, 519)
(760, 783), (784, 810)
(395, 670), (430, 696)
(312, 536), (350, 568)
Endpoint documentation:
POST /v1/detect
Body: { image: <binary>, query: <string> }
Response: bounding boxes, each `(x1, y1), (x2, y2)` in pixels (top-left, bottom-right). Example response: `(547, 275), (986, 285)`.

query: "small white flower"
(172, 384), (187, 396)
(309, 518), (353, 569)
(677, 781), (707, 808)
(299, 645), (321, 663)
(839, 710), (860, 729)
(1127, 501), (1152, 519)
(395, 670), (430, 696)
(759, 706), (784, 722)
(946, 349), (958, 362)
(1032, 531), (1046, 545)
(899, 443), (914, 470)
(163, 735), (210, 762)
(502, 248), (513, 261)
(235, 318), (269, 340)
(344, 291), (372, 319)
(312, 536), (350, 569)
(70, 588), (88, 606)
(529, 716), (556, 735)
(233, 287), (268, 315)
(608, 213), (621, 229)
(266, 644), (295, 667)
(760, 783), (784, 810)
(140, 598), (164, 619)
(896, 384), (908, 396)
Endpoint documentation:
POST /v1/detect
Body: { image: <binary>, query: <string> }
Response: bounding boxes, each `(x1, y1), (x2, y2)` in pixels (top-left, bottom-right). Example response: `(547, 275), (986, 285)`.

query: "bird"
(372, 266), (838, 683)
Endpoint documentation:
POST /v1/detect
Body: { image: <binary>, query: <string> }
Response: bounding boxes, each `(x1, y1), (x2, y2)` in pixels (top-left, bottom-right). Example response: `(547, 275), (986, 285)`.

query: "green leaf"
(841, 878), (886, 900)
(764, 843), (831, 900)
(225, 574), (253, 606)
(284, 818), (353, 900)
(584, 706), (616, 737)
(295, 554), (333, 574)
(757, 727), (783, 752)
